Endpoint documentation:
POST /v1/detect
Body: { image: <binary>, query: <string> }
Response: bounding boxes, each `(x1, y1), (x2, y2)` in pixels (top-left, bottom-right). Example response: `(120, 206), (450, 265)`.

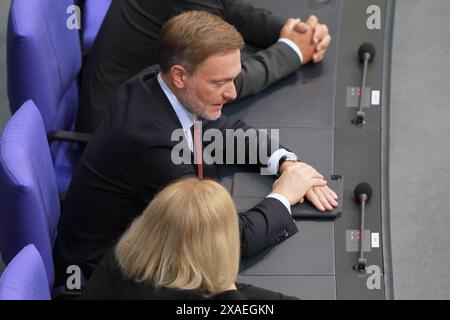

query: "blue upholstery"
(0, 100), (60, 288)
(82, 0), (112, 50)
(7, 0), (83, 193)
(0, 245), (51, 300)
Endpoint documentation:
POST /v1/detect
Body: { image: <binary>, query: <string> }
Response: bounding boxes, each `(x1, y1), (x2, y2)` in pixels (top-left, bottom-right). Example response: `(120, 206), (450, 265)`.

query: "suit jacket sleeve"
(173, 0), (283, 46)
(238, 197), (298, 258)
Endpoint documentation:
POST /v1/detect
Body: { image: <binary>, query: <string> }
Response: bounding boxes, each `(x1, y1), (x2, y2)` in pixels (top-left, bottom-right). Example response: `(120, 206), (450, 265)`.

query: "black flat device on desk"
(232, 173), (344, 220)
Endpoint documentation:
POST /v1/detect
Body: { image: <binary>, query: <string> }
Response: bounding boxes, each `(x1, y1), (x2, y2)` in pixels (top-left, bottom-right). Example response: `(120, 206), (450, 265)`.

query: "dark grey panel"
(278, 128), (334, 175)
(221, 0), (393, 300)
(218, 126), (335, 191)
(223, 0), (342, 129)
(334, 128), (383, 269)
(238, 275), (336, 300)
(334, 0), (386, 130)
(337, 273), (385, 300)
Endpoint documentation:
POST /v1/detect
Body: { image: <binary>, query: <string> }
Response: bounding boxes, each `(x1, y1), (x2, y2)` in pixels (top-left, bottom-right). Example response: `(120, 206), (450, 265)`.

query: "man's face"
(178, 50), (242, 121)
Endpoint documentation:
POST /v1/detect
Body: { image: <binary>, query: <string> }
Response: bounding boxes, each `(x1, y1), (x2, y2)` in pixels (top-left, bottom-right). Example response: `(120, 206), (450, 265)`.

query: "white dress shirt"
(278, 38), (304, 65)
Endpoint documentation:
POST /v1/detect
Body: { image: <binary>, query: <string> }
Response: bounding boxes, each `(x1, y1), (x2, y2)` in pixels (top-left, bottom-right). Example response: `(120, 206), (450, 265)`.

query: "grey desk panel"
(223, 0), (342, 129)
(336, 274), (385, 300)
(335, 0), (386, 130)
(236, 197), (335, 275)
(278, 128), (334, 175)
(219, 0), (393, 299)
(238, 275), (336, 300)
(218, 126), (335, 192)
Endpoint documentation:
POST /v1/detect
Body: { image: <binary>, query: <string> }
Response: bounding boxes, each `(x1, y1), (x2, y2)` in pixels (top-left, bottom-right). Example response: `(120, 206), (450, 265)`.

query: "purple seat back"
(0, 100), (60, 288)
(82, 0), (112, 50)
(7, 0), (83, 193)
(0, 244), (51, 300)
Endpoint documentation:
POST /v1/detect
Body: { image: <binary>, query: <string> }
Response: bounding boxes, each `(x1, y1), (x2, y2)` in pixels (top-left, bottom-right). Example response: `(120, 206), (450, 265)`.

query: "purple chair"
(81, 0), (112, 51)
(0, 245), (51, 300)
(7, 0), (90, 194)
(0, 100), (60, 288)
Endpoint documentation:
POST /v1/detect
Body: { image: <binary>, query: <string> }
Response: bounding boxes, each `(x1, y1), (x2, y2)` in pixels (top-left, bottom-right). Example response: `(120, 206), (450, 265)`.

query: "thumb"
(272, 178), (280, 188)
(294, 21), (310, 34)
(283, 18), (301, 31)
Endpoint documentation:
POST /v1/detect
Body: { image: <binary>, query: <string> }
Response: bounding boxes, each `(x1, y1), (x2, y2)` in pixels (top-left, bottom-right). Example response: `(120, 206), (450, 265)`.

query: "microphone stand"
(355, 53), (369, 126)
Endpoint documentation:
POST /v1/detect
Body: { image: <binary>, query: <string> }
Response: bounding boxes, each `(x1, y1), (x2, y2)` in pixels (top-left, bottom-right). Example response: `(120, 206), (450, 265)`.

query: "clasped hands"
(280, 15), (332, 64)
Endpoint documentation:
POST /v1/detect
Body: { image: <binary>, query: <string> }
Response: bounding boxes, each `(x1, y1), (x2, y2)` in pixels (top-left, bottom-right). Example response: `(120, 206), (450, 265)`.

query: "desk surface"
(221, 0), (394, 300)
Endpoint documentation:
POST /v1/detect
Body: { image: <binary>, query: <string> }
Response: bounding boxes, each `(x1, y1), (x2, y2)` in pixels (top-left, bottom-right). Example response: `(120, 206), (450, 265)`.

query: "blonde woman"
(80, 178), (297, 300)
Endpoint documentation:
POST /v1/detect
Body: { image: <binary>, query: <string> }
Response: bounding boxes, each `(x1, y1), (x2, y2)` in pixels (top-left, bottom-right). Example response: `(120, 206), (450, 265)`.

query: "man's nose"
(222, 82), (237, 101)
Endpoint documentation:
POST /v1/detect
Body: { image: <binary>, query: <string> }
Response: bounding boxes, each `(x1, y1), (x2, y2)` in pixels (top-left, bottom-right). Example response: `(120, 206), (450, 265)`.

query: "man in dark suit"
(54, 11), (337, 289)
(77, 0), (331, 133)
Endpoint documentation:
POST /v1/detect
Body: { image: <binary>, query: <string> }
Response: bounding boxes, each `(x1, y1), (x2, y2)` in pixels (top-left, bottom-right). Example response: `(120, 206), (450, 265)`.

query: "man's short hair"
(159, 10), (244, 74)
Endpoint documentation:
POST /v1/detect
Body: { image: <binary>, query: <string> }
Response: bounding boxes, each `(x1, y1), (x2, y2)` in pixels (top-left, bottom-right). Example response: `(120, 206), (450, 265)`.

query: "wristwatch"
(277, 153), (299, 176)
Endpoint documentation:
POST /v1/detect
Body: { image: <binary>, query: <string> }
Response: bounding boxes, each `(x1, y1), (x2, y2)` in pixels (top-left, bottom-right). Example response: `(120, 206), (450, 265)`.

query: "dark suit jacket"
(77, 0), (302, 133)
(79, 250), (299, 300)
(54, 67), (298, 287)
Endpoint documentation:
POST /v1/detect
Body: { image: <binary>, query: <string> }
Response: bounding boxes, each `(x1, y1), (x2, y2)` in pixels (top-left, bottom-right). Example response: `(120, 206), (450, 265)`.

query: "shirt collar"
(157, 73), (195, 130)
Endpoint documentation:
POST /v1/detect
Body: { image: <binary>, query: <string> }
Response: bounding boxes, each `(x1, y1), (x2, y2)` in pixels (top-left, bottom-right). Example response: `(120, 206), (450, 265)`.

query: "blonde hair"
(159, 10), (244, 73)
(115, 178), (240, 296)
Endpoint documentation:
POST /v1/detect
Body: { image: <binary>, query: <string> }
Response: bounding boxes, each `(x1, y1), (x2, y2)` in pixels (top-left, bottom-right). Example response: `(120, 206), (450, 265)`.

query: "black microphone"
(354, 43), (376, 126)
(354, 182), (373, 204)
(353, 182), (373, 272)
(358, 43), (376, 63)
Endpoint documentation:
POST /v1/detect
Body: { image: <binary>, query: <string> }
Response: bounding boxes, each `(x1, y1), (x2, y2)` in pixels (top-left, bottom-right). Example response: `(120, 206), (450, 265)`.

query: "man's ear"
(170, 65), (188, 89)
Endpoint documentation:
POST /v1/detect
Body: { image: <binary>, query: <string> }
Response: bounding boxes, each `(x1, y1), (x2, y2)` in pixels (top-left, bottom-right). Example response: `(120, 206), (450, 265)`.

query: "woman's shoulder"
(80, 250), (208, 300)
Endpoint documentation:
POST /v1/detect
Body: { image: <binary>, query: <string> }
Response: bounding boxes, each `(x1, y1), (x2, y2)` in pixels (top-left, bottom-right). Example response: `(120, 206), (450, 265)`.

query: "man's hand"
(304, 185), (338, 212)
(298, 15), (332, 63)
(272, 162), (327, 206)
(280, 18), (316, 65)
(281, 15), (332, 65)
(276, 160), (339, 211)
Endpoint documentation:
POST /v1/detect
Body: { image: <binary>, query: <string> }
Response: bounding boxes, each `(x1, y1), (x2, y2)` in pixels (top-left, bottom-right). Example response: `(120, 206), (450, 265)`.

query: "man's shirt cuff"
(266, 149), (297, 176)
(267, 193), (292, 215)
(278, 38), (304, 65)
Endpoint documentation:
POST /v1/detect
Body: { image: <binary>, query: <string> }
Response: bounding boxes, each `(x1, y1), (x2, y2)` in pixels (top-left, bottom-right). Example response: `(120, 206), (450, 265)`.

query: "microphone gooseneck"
(354, 43), (376, 126)
(353, 182), (373, 272)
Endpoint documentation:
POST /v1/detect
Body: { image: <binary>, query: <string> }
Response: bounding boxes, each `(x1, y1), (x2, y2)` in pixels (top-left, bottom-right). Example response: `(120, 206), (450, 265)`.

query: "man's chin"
(202, 111), (222, 121)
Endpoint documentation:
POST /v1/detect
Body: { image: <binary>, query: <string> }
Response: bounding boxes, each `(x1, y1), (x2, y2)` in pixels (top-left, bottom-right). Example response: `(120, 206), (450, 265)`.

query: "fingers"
(284, 18), (301, 31)
(317, 34), (331, 52)
(323, 189), (339, 207)
(313, 23), (329, 44)
(306, 15), (319, 29)
(324, 185), (338, 200)
(312, 34), (331, 63)
(314, 187), (335, 211)
(306, 186), (339, 212)
(311, 178), (327, 187)
(313, 52), (324, 63)
(293, 21), (311, 34)
(306, 189), (325, 212)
